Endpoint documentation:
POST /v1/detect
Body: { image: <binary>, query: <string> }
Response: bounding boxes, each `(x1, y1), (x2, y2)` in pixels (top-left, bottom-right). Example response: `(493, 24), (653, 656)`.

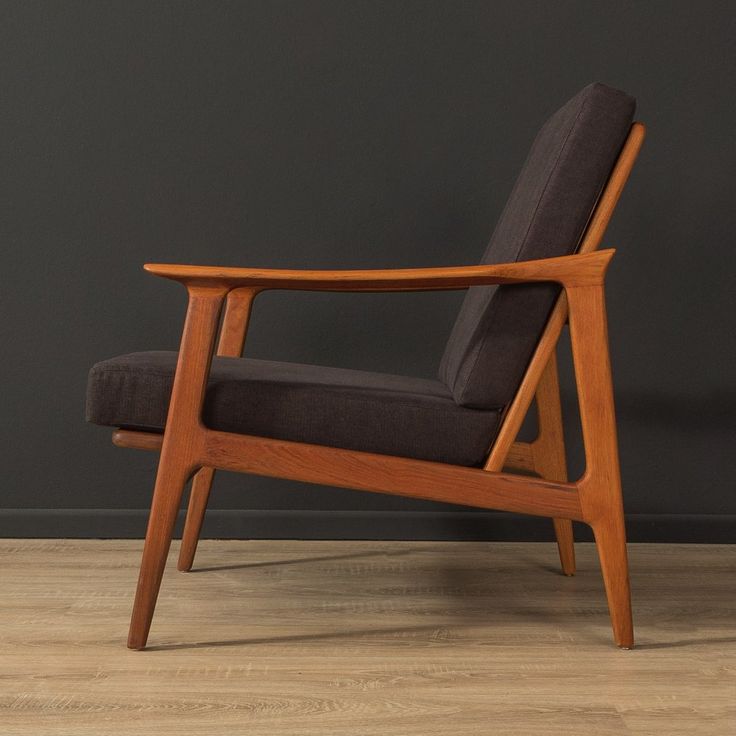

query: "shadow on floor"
(188, 548), (413, 573)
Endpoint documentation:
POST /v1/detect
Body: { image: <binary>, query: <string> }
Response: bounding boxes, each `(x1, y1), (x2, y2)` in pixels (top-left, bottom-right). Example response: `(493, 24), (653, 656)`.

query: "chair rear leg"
(551, 519), (575, 576)
(128, 457), (192, 650)
(178, 467), (215, 572)
(534, 353), (576, 576)
(537, 431), (576, 573)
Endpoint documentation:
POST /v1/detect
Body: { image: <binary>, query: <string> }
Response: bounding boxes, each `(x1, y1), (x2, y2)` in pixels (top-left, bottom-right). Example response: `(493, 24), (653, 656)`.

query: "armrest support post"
(566, 284), (623, 517)
(165, 285), (227, 444)
(217, 287), (261, 358)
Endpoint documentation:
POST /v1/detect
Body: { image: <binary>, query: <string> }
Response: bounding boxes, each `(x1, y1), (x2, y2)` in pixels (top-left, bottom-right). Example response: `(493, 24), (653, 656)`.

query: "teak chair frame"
(114, 123), (646, 650)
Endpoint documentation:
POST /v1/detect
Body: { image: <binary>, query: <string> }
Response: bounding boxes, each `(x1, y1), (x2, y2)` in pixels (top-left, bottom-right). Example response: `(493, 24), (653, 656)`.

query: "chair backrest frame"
(484, 122), (646, 472)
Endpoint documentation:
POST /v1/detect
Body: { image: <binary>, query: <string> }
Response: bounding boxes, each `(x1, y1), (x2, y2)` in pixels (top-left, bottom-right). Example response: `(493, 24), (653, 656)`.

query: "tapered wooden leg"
(567, 284), (633, 648)
(127, 459), (192, 649)
(127, 285), (227, 650)
(551, 518), (575, 576)
(533, 353), (576, 576)
(178, 467), (215, 572)
(592, 512), (633, 648)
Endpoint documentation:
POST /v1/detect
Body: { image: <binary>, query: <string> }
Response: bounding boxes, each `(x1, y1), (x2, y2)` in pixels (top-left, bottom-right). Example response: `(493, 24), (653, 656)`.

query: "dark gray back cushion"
(439, 83), (635, 409)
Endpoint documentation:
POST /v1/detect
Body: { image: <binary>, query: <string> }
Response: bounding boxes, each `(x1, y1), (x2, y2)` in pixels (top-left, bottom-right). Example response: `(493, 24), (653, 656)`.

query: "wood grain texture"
(111, 428), (583, 521)
(0, 540), (733, 736)
(203, 429), (584, 519)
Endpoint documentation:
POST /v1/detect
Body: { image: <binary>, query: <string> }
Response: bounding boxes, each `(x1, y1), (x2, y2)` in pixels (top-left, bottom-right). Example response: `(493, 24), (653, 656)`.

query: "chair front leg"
(590, 508), (632, 648)
(567, 284), (633, 649)
(128, 457), (194, 649)
(127, 285), (226, 650)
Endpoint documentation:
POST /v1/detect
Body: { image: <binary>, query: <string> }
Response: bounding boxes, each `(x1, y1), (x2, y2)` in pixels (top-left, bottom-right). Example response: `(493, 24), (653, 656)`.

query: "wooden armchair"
(86, 83), (645, 649)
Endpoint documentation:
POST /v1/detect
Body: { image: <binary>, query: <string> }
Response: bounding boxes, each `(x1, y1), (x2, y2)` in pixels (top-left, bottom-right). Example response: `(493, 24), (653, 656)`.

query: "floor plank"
(0, 540), (734, 735)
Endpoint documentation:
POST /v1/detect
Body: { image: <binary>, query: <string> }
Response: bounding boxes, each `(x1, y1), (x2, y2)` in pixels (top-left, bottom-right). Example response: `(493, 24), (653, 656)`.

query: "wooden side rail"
(113, 429), (583, 520)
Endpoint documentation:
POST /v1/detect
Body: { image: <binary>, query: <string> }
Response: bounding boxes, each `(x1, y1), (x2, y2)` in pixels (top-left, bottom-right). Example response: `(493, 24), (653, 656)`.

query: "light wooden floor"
(1, 540), (734, 735)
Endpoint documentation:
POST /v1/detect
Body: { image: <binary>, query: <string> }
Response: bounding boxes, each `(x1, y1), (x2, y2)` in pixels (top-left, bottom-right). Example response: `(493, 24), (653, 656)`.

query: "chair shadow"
(154, 564), (576, 652)
(148, 626), (736, 654)
(160, 546), (736, 653)
(145, 623), (457, 651)
(633, 636), (736, 651)
(188, 548), (412, 573)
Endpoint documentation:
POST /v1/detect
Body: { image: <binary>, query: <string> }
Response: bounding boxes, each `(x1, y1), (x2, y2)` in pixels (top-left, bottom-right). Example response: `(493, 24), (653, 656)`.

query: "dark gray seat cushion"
(440, 83), (635, 408)
(86, 352), (501, 467)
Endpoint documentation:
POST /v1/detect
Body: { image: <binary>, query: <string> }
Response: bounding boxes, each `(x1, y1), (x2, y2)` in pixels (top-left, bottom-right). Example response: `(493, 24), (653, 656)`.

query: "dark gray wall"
(2, 1), (734, 540)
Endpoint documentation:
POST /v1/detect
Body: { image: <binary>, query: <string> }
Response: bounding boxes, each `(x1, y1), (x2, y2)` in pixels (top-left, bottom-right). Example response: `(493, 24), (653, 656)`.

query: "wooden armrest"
(144, 249), (614, 292)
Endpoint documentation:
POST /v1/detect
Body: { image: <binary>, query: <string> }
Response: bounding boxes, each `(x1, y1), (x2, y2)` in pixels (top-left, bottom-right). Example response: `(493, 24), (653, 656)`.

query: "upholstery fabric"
(86, 352), (501, 467)
(439, 83), (635, 408)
